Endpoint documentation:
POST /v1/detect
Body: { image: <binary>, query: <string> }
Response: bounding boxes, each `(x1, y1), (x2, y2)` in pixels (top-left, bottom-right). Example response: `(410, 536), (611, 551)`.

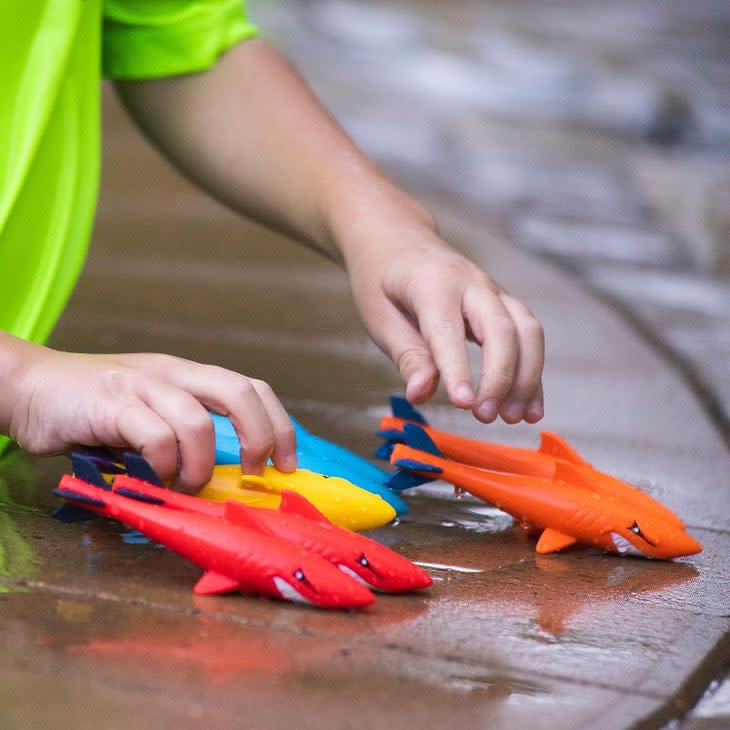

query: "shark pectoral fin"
(278, 490), (331, 524)
(193, 571), (242, 596)
(536, 528), (578, 554)
(223, 501), (271, 534)
(539, 432), (589, 466)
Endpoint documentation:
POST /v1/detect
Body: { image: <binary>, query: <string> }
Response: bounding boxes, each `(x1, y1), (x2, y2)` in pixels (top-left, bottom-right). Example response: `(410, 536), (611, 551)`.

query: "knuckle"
(187, 412), (214, 441)
(232, 377), (255, 401)
(494, 315), (518, 339)
(487, 369), (514, 391)
(396, 346), (428, 374)
(99, 368), (136, 396)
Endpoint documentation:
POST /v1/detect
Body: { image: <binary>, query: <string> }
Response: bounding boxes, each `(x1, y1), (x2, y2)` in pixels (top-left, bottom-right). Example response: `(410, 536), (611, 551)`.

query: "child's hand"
(340, 203), (545, 425)
(3, 338), (295, 491)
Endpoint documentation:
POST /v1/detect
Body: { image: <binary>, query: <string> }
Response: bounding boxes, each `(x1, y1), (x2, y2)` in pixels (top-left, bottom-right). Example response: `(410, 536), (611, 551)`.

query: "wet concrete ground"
(2, 1), (729, 728)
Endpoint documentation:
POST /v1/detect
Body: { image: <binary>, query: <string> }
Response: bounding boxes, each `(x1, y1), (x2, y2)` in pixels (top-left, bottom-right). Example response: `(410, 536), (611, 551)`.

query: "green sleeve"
(103, 0), (258, 80)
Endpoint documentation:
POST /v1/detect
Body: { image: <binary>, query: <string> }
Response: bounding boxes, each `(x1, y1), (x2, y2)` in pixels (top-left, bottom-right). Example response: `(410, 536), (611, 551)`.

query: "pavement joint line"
(0, 575), (713, 702)
(540, 255), (730, 450)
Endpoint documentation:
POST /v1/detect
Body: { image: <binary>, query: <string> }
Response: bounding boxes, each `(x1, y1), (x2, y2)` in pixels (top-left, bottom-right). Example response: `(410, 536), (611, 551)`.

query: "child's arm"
(0, 330), (295, 490)
(116, 39), (545, 424)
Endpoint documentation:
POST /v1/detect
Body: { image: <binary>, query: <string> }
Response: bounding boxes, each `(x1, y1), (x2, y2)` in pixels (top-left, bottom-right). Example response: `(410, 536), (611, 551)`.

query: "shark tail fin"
(71, 454), (112, 489)
(373, 440), (395, 461)
(390, 395), (428, 424)
(386, 452), (444, 491)
(400, 424), (444, 457)
(122, 452), (164, 487)
(52, 486), (107, 522)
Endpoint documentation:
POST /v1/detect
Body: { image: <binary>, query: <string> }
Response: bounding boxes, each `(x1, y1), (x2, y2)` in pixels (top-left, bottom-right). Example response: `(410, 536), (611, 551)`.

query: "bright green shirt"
(0, 0), (256, 454)
(0, 0), (257, 345)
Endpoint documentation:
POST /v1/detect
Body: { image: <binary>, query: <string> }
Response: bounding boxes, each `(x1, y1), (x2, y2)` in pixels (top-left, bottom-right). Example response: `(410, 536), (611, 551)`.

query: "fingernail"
(279, 454), (297, 473)
(455, 383), (474, 406)
(476, 399), (498, 422)
(526, 399), (544, 421)
(502, 401), (524, 423)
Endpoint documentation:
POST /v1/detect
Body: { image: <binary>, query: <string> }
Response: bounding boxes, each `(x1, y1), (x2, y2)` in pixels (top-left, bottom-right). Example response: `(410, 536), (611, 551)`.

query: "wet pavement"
(2, 1), (729, 728)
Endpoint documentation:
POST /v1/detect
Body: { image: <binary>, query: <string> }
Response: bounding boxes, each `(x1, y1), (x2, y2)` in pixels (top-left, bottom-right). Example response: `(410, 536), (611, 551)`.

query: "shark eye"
(627, 521), (656, 546)
(294, 569), (305, 581)
(357, 554), (370, 568)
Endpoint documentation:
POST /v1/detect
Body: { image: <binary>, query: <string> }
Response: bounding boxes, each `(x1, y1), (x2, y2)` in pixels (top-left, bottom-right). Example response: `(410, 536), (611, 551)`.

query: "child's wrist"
(322, 173), (438, 266)
(0, 333), (43, 438)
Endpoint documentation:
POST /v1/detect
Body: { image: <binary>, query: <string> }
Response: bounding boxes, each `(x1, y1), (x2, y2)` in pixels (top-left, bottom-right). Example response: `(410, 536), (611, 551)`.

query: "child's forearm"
(115, 38), (394, 260)
(116, 38), (545, 423)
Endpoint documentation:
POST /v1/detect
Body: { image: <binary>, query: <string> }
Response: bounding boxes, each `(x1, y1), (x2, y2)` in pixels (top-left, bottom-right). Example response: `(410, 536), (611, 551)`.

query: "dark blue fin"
(73, 447), (125, 474)
(123, 452), (164, 487)
(376, 428), (406, 442)
(401, 424), (444, 457)
(52, 487), (107, 524)
(114, 487), (165, 505)
(71, 454), (111, 489)
(393, 458), (443, 475)
(390, 396), (428, 424)
(51, 504), (96, 523)
(385, 469), (435, 491)
(373, 441), (395, 461)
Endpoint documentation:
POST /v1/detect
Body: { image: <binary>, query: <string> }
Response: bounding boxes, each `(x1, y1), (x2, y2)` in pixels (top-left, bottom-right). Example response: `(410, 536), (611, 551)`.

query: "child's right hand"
(2, 336), (296, 492)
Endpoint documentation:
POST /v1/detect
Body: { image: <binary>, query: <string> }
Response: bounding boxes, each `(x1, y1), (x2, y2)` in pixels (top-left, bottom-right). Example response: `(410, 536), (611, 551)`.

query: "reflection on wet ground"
(3, 0), (728, 727)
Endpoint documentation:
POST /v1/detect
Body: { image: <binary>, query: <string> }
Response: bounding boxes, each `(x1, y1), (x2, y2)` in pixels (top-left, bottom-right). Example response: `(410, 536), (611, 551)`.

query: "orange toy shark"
(387, 425), (701, 560)
(377, 396), (684, 529)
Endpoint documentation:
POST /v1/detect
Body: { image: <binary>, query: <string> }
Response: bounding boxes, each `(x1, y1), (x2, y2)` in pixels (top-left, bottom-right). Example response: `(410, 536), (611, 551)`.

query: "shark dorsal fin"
(193, 570), (242, 596)
(539, 432), (589, 465)
(279, 490), (330, 524)
(390, 396), (428, 424)
(536, 528), (578, 554)
(224, 501), (271, 534)
(553, 461), (595, 490)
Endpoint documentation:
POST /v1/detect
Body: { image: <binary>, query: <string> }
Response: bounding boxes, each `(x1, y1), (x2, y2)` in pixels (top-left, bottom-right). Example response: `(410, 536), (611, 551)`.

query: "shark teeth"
(272, 576), (312, 604)
(338, 563), (374, 589)
(610, 532), (647, 558)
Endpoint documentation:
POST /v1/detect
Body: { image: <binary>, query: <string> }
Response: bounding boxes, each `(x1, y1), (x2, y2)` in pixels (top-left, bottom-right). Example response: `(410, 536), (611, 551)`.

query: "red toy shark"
(110, 452), (431, 594)
(54, 463), (375, 610)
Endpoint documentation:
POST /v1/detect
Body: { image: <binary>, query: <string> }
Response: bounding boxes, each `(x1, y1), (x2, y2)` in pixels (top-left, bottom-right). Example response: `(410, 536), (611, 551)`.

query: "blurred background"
(245, 0), (730, 433)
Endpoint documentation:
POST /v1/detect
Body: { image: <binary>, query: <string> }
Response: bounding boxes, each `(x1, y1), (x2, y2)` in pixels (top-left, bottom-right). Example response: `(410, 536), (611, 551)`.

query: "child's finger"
(497, 294), (545, 423)
(140, 383), (216, 491)
(114, 401), (179, 483)
(247, 378), (297, 472)
(465, 287), (520, 423)
(413, 287), (475, 409)
(132, 357), (286, 476)
(365, 297), (439, 405)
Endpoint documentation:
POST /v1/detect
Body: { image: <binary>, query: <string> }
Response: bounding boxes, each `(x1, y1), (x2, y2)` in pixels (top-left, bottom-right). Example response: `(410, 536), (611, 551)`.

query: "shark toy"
(73, 445), (397, 533)
(387, 425), (702, 560)
(211, 412), (408, 515)
(109, 453), (431, 593)
(53, 459), (376, 610)
(197, 463), (396, 533)
(377, 396), (684, 529)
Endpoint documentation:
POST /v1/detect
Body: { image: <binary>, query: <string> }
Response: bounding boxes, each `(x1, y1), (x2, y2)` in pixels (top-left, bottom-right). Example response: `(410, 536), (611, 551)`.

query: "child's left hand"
(334, 197), (545, 425)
